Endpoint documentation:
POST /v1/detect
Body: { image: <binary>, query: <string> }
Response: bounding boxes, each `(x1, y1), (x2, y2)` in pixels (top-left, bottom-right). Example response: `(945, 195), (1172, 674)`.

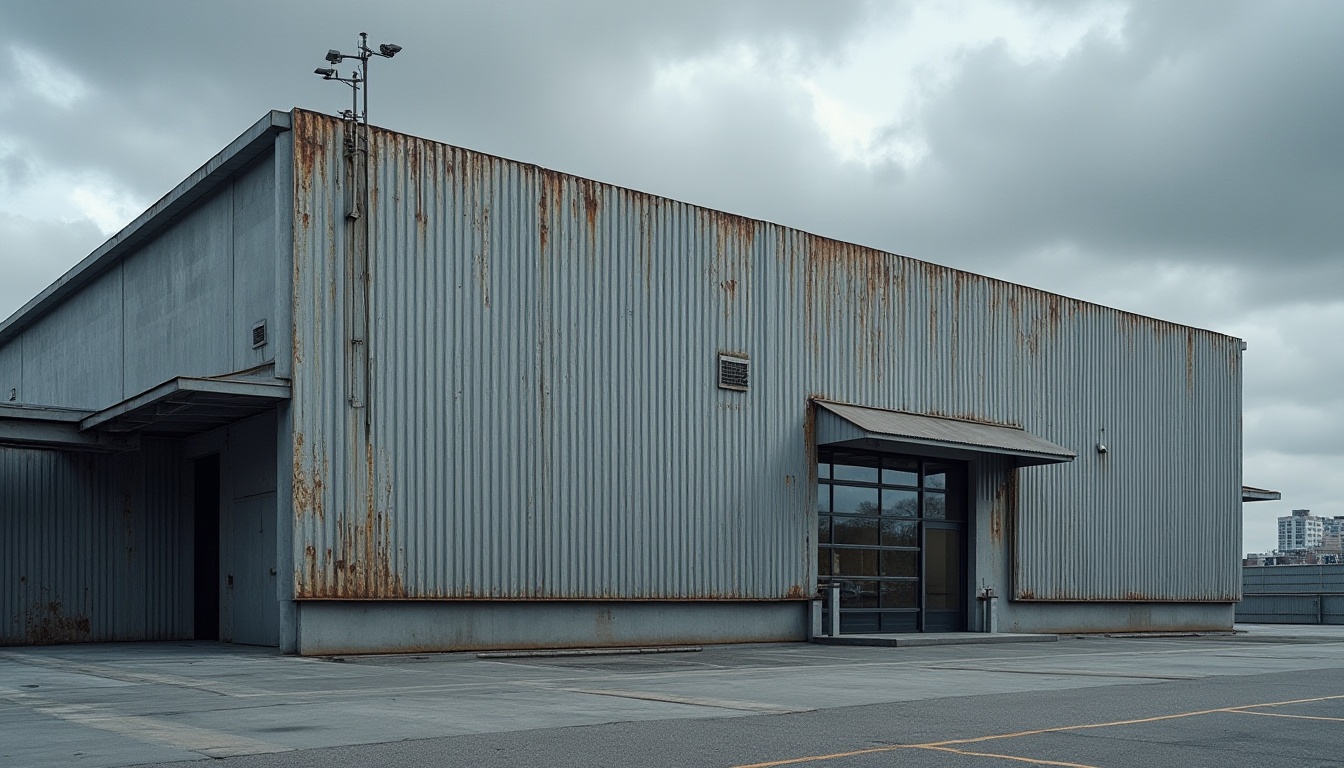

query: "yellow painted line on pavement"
(1231, 710), (1344, 723)
(732, 693), (1344, 767)
(915, 745), (1100, 767)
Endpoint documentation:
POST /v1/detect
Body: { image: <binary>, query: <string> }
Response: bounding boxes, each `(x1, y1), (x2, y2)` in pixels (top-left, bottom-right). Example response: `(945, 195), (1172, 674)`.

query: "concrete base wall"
(295, 600), (809, 655)
(1000, 601), (1236, 634)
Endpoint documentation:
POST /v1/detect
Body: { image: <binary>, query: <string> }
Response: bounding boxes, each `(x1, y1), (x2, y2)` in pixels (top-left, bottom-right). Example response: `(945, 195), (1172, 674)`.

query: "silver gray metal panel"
(815, 400), (1076, 463)
(0, 440), (189, 644)
(232, 152), (278, 372)
(289, 110), (1242, 604)
(17, 268), (124, 408)
(296, 600), (806, 655)
(0, 338), (19, 402)
(1242, 564), (1344, 593)
(2, 152), (280, 412)
(1236, 593), (1344, 625)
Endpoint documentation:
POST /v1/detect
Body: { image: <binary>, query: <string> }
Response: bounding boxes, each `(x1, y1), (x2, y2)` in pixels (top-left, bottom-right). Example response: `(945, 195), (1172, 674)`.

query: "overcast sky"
(1, 1), (1339, 552)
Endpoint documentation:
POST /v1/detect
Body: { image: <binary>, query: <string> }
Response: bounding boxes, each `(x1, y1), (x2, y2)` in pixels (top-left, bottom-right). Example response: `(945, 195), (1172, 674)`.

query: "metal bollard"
(828, 584), (841, 637)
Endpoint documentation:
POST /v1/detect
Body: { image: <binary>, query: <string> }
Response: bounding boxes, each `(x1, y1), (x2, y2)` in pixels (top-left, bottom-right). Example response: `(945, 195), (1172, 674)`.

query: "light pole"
(312, 34), (402, 416)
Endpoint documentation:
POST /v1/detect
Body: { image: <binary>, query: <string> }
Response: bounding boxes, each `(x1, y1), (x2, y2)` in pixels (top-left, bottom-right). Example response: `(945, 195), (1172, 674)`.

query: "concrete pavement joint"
(563, 688), (815, 714)
(731, 693), (1344, 767)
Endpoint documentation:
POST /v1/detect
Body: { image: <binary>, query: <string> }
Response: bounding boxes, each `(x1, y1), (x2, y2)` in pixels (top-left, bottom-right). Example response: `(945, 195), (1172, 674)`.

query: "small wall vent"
(717, 353), (749, 392)
(251, 320), (268, 349)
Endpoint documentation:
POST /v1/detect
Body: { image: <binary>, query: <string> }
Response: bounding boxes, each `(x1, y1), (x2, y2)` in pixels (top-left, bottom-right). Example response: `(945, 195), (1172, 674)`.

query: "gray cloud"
(0, 0), (1339, 551)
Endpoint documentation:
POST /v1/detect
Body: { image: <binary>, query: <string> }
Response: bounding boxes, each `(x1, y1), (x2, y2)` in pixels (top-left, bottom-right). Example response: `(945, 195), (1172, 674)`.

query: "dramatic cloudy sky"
(1, 1), (1339, 552)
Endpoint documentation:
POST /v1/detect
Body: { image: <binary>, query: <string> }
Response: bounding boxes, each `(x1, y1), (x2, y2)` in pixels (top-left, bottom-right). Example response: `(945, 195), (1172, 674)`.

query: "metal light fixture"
(311, 32), (403, 128)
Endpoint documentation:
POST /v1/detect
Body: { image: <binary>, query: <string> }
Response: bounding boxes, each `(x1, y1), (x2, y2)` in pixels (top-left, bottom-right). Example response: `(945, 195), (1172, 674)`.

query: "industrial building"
(2, 110), (1247, 654)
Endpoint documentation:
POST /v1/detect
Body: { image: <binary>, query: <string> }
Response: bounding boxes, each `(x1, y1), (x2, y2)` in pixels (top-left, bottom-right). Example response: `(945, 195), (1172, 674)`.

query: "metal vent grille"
(252, 320), (268, 349)
(717, 353), (749, 391)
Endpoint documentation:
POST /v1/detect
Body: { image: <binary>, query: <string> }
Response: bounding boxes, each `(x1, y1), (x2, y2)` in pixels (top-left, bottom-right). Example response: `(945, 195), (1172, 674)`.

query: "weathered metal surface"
(1243, 564), (1344, 594)
(0, 441), (189, 645)
(814, 399), (1076, 464)
(0, 147), (281, 412)
(289, 109), (1242, 604)
(1236, 593), (1344, 625)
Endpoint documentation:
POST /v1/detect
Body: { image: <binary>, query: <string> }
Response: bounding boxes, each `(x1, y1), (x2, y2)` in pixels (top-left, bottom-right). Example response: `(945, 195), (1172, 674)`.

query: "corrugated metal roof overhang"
(80, 377), (291, 437)
(0, 403), (137, 451)
(814, 400), (1076, 467)
(1241, 486), (1282, 502)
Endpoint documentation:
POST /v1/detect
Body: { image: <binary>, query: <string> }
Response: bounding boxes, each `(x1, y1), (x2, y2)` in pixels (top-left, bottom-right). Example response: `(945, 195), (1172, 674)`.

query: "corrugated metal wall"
(1243, 564), (1344, 594)
(0, 441), (189, 644)
(289, 109), (1242, 603)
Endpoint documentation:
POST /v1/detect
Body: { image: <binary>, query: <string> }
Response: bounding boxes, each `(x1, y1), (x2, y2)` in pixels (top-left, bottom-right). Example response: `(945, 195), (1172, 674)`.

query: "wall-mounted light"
(1096, 427), (1108, 454)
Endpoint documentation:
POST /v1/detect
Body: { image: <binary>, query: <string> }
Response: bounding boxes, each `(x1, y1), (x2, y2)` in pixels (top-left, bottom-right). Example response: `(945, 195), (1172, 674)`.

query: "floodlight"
(378, 43), (402, 57)
(326, 49), (344, 64)
(314, 67), (336, 77)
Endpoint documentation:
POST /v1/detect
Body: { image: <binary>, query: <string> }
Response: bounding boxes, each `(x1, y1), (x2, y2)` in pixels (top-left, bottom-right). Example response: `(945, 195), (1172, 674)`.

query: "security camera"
(314, 68), (336, 78)
(379, 43), (402, 57)
(1096, 443), (1108, 454)
(326, 49), (344, 64)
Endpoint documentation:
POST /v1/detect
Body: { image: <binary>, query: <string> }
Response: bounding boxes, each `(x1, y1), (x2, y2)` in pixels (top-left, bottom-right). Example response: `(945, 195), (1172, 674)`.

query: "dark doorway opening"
(193, 454), (221, 640)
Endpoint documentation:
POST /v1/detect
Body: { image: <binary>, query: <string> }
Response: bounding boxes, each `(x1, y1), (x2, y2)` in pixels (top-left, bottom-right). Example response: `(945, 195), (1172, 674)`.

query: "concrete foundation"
(294, 600), (809, 655)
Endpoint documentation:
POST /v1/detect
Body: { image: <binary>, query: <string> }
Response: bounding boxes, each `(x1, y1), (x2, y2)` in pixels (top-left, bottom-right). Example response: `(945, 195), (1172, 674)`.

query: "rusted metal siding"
(0, 441), (189, 644)
(289, 109), (1242, 603)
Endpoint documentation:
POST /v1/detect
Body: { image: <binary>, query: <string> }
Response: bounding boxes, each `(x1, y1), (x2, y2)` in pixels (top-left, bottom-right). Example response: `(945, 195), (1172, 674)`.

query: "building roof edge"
(0, 110), (292, 346)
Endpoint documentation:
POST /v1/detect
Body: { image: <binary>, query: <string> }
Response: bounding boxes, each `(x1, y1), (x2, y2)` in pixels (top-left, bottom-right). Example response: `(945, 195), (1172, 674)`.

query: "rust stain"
(23, 601), (91, 645)
(1185, 328), (1195, 393)
(785, 584), (806, 599)
(801, 234), (895, 378)
(299, 439), (404, 599)
(292, 432), (326, 522)
(580, 178), (602, 242)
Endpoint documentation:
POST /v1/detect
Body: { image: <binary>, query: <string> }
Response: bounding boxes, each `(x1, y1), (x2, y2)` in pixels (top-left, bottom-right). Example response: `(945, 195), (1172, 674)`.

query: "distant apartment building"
(1279, 509), (1324, 552)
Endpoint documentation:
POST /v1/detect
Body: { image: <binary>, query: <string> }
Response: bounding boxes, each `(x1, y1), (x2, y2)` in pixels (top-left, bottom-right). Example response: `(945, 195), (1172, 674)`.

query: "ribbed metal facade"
(289, 109), (1242, 604)
(0, 441), (189, 644)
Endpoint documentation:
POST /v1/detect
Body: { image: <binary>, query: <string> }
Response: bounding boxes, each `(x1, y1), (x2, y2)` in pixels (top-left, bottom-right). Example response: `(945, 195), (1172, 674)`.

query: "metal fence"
(1238, 565), (1344, 624)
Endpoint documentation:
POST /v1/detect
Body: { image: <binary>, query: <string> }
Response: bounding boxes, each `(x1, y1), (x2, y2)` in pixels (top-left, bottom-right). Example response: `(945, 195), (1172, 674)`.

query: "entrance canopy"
(0, 376), (290, 451)
(814, 400), (1075, 467)
(80, 376), (290, 437)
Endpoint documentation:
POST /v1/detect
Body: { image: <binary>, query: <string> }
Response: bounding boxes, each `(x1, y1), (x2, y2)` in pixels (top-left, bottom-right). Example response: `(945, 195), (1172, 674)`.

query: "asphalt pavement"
(2, 624), (1342, 767)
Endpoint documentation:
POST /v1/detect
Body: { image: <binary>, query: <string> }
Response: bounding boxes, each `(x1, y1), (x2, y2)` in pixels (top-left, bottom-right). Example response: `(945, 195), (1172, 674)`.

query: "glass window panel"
(882, 457), (918, 487)
(879, 612), (918, 632)
(817, 485), (830, 514)
(831, 453), (880, 483)
(818, 515), (830, 544)
(925, 528), (963, 611)
(839, 580), (879, 609)
(924, 491), (946, 520)
(880, 519), (917, 547)
(833, 485), (880, 515)
(882, 489), (918, 517)
(880, 580), (917, 609)
(817, 546), (834, 576)
(832, 517), (879, 546)
(880, 550), (918, 578)
(839, 612), (880, 633)
(924, 462), (950, 490)
(817, 460), (831, 480)
(836, 548), (879, 577)
(944, 483), (964, 521)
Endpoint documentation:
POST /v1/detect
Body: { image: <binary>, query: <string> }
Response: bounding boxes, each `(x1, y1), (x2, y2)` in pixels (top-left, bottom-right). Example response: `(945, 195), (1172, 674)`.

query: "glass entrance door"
(817, 449), (966, 633)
